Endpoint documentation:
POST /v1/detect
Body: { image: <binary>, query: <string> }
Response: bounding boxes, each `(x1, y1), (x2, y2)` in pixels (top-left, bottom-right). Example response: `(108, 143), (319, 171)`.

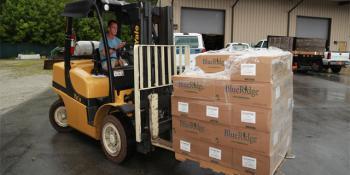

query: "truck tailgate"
(330, 52), (350, 62)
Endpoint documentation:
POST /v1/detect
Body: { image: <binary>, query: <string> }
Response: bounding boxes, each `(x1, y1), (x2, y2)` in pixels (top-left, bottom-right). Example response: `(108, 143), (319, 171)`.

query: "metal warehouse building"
(160, 0), (350, 51)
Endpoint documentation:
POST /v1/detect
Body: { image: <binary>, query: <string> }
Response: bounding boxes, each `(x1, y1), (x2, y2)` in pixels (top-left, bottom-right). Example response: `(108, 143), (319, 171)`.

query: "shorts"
(102, 59), (116, 71)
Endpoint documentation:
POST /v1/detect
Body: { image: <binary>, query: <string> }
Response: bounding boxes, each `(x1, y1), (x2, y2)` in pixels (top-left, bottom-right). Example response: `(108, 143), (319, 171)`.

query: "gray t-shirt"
(99, 36), (121, 61)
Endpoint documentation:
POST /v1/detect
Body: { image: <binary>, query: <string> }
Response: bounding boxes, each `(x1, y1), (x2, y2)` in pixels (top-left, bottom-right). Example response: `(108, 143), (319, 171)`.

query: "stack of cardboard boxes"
(172, 50), (293, 175)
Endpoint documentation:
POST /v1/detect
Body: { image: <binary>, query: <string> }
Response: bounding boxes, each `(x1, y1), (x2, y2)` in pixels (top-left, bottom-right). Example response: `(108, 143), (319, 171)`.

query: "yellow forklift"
(49, 0), (190, 163)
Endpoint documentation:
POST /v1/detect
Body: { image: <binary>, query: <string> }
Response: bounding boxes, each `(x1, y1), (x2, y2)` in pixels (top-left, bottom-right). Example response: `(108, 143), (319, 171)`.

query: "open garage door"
(296, 16), (331, 49)
(181, 8), (225, 50)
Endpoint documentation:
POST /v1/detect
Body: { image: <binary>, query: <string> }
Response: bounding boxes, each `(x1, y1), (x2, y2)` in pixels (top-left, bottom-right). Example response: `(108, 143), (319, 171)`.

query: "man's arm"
(99, 38), (126, 57)
(99, 41), (116, 57)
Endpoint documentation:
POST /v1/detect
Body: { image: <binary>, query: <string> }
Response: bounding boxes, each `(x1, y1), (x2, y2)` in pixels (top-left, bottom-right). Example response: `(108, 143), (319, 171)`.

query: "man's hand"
(116, 41), (126, 49)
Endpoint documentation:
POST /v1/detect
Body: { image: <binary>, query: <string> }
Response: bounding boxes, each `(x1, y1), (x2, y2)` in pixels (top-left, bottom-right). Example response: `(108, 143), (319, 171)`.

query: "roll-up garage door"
(181, 8), (225, 35)
(296, 16), (330, 40)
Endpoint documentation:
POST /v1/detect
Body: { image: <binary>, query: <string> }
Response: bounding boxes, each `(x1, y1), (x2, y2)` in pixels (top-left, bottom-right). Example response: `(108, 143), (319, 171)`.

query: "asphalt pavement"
(1, 70), (350, 175)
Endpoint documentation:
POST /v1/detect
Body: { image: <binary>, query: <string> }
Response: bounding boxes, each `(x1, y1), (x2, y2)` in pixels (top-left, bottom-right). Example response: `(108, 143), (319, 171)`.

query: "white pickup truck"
(323, 51), (350, 73)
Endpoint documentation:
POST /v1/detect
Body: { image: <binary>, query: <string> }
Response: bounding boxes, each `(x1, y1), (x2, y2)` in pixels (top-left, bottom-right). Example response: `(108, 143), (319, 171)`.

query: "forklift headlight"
(104, 4), (110, 11)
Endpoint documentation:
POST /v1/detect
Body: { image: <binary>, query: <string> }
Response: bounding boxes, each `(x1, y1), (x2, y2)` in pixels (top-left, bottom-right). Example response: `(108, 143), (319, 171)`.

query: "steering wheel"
(116, 46), (133, 66)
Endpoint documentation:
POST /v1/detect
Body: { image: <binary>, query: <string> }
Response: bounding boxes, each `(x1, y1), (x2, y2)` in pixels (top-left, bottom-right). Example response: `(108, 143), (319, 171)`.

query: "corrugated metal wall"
(232, 0), (291, 44)
(161, 0), (350, 50)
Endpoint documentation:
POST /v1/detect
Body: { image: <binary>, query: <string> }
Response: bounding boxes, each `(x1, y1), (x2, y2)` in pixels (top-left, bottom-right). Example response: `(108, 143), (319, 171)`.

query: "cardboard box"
(195, 52), (240, 73)
(173, 129), (292, 175)
(173, 136), (234, 168)
(171, 94), (293, 133)
(172, 116), (292, 156)
(192, 51), (292, 83)
(173, 73), (293, 108)
(228, 53), (292, 83)
(172, 76), (218, 101)
(232, 131), (291, 175)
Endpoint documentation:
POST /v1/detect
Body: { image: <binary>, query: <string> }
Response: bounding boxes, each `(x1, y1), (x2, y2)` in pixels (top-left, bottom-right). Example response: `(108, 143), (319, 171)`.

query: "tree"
(0, 0), (70, 45)
(0, 0), (160, 45)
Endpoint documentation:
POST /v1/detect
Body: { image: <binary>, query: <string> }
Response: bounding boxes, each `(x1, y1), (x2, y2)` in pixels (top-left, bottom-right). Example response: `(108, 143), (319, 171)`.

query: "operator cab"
(50, 0), (182, 164)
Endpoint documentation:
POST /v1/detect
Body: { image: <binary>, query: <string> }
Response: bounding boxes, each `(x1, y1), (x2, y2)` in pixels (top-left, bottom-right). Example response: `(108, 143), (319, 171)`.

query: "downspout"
(287, 0), (304, 36)
(231, 0), (240, 42)
(171, 0), (174, 30)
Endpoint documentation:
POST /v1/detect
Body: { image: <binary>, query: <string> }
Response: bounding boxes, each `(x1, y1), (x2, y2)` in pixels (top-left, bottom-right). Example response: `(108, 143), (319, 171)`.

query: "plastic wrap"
(183, 48), (293, 83)
(171, 91), (293, 133)
(172, 73), (293, 108)
(172, 48), (293, 175)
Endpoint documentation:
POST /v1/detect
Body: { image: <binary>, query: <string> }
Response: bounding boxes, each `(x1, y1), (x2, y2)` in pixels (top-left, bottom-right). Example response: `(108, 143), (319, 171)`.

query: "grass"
(0, 59), (51, 78)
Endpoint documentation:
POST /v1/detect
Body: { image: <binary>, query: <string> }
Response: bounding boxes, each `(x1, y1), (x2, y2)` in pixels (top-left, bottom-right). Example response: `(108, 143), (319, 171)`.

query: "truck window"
(262, 41), (268, 48)
(255, 41), (263, 48)
(231, 44), (249, 51)
(175, 36), (199, 48)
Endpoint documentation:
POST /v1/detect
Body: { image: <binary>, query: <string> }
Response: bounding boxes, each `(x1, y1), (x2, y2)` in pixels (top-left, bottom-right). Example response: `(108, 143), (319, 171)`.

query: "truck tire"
(49, 99), (73, 132)
(101, 115), (134, 163)
(331, 66), (341, 73)
(323, 65), (330, 72)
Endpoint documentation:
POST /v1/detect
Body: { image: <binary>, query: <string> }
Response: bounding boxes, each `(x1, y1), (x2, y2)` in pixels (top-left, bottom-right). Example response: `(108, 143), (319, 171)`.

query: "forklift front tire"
(49, 99), (73, 133)
(101, 115), (133, 163)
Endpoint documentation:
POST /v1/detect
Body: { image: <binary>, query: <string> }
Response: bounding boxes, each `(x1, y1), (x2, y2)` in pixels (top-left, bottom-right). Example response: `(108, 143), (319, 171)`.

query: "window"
(262, 41), (268, 48)
(255, 41), (263, 48)
(230, 44), (249, 51)
(175, 36), (199, 48)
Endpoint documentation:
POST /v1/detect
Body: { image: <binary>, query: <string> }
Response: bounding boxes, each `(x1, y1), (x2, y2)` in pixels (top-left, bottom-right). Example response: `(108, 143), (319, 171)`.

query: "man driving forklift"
(99, 19), (126, 70)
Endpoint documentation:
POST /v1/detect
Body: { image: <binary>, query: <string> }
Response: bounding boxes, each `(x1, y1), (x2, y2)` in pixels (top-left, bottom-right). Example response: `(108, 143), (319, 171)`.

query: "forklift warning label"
(180, 140), (191, 152)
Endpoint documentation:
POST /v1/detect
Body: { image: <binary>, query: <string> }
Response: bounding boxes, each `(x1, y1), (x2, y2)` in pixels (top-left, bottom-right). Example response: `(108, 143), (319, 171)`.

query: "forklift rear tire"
(101, 115), (134, 163)
(49, 99), (73, 132)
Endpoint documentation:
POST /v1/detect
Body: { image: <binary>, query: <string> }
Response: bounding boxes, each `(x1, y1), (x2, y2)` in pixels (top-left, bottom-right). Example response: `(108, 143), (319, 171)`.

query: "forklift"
(50, 0), (190, 163)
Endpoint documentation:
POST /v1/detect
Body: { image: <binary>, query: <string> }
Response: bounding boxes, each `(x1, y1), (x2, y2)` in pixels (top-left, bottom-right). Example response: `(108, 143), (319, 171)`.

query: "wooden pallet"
(175, 153), (241, 175)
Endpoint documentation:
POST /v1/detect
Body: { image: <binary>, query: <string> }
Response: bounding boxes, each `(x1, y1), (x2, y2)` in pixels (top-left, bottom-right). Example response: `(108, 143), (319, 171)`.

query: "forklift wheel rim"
(54, 106), (68, 127)
(102, 122), (122, 156)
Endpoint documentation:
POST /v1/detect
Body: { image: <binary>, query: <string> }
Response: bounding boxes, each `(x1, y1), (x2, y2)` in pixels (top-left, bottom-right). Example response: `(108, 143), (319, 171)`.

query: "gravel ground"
(0, 60), (52, 115)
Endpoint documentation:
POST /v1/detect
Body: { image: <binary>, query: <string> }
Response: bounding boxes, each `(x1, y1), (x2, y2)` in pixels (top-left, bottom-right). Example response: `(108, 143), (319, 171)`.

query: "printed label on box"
(209, 147), (222, 160)
(242, 156), (257, 170)
(180, 140), (191, 152)
(206, 106), (219, 118)
(178, 102), (189, 113)
(275, 86), (281, 100)
(241, 64), (256, 76)
(241, 110), (256, 124)
(273, 131), (279, 146)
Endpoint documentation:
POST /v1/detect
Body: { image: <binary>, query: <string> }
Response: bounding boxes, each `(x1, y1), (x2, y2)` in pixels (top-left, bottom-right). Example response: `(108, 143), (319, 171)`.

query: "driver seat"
(91, 48), (103, 75)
